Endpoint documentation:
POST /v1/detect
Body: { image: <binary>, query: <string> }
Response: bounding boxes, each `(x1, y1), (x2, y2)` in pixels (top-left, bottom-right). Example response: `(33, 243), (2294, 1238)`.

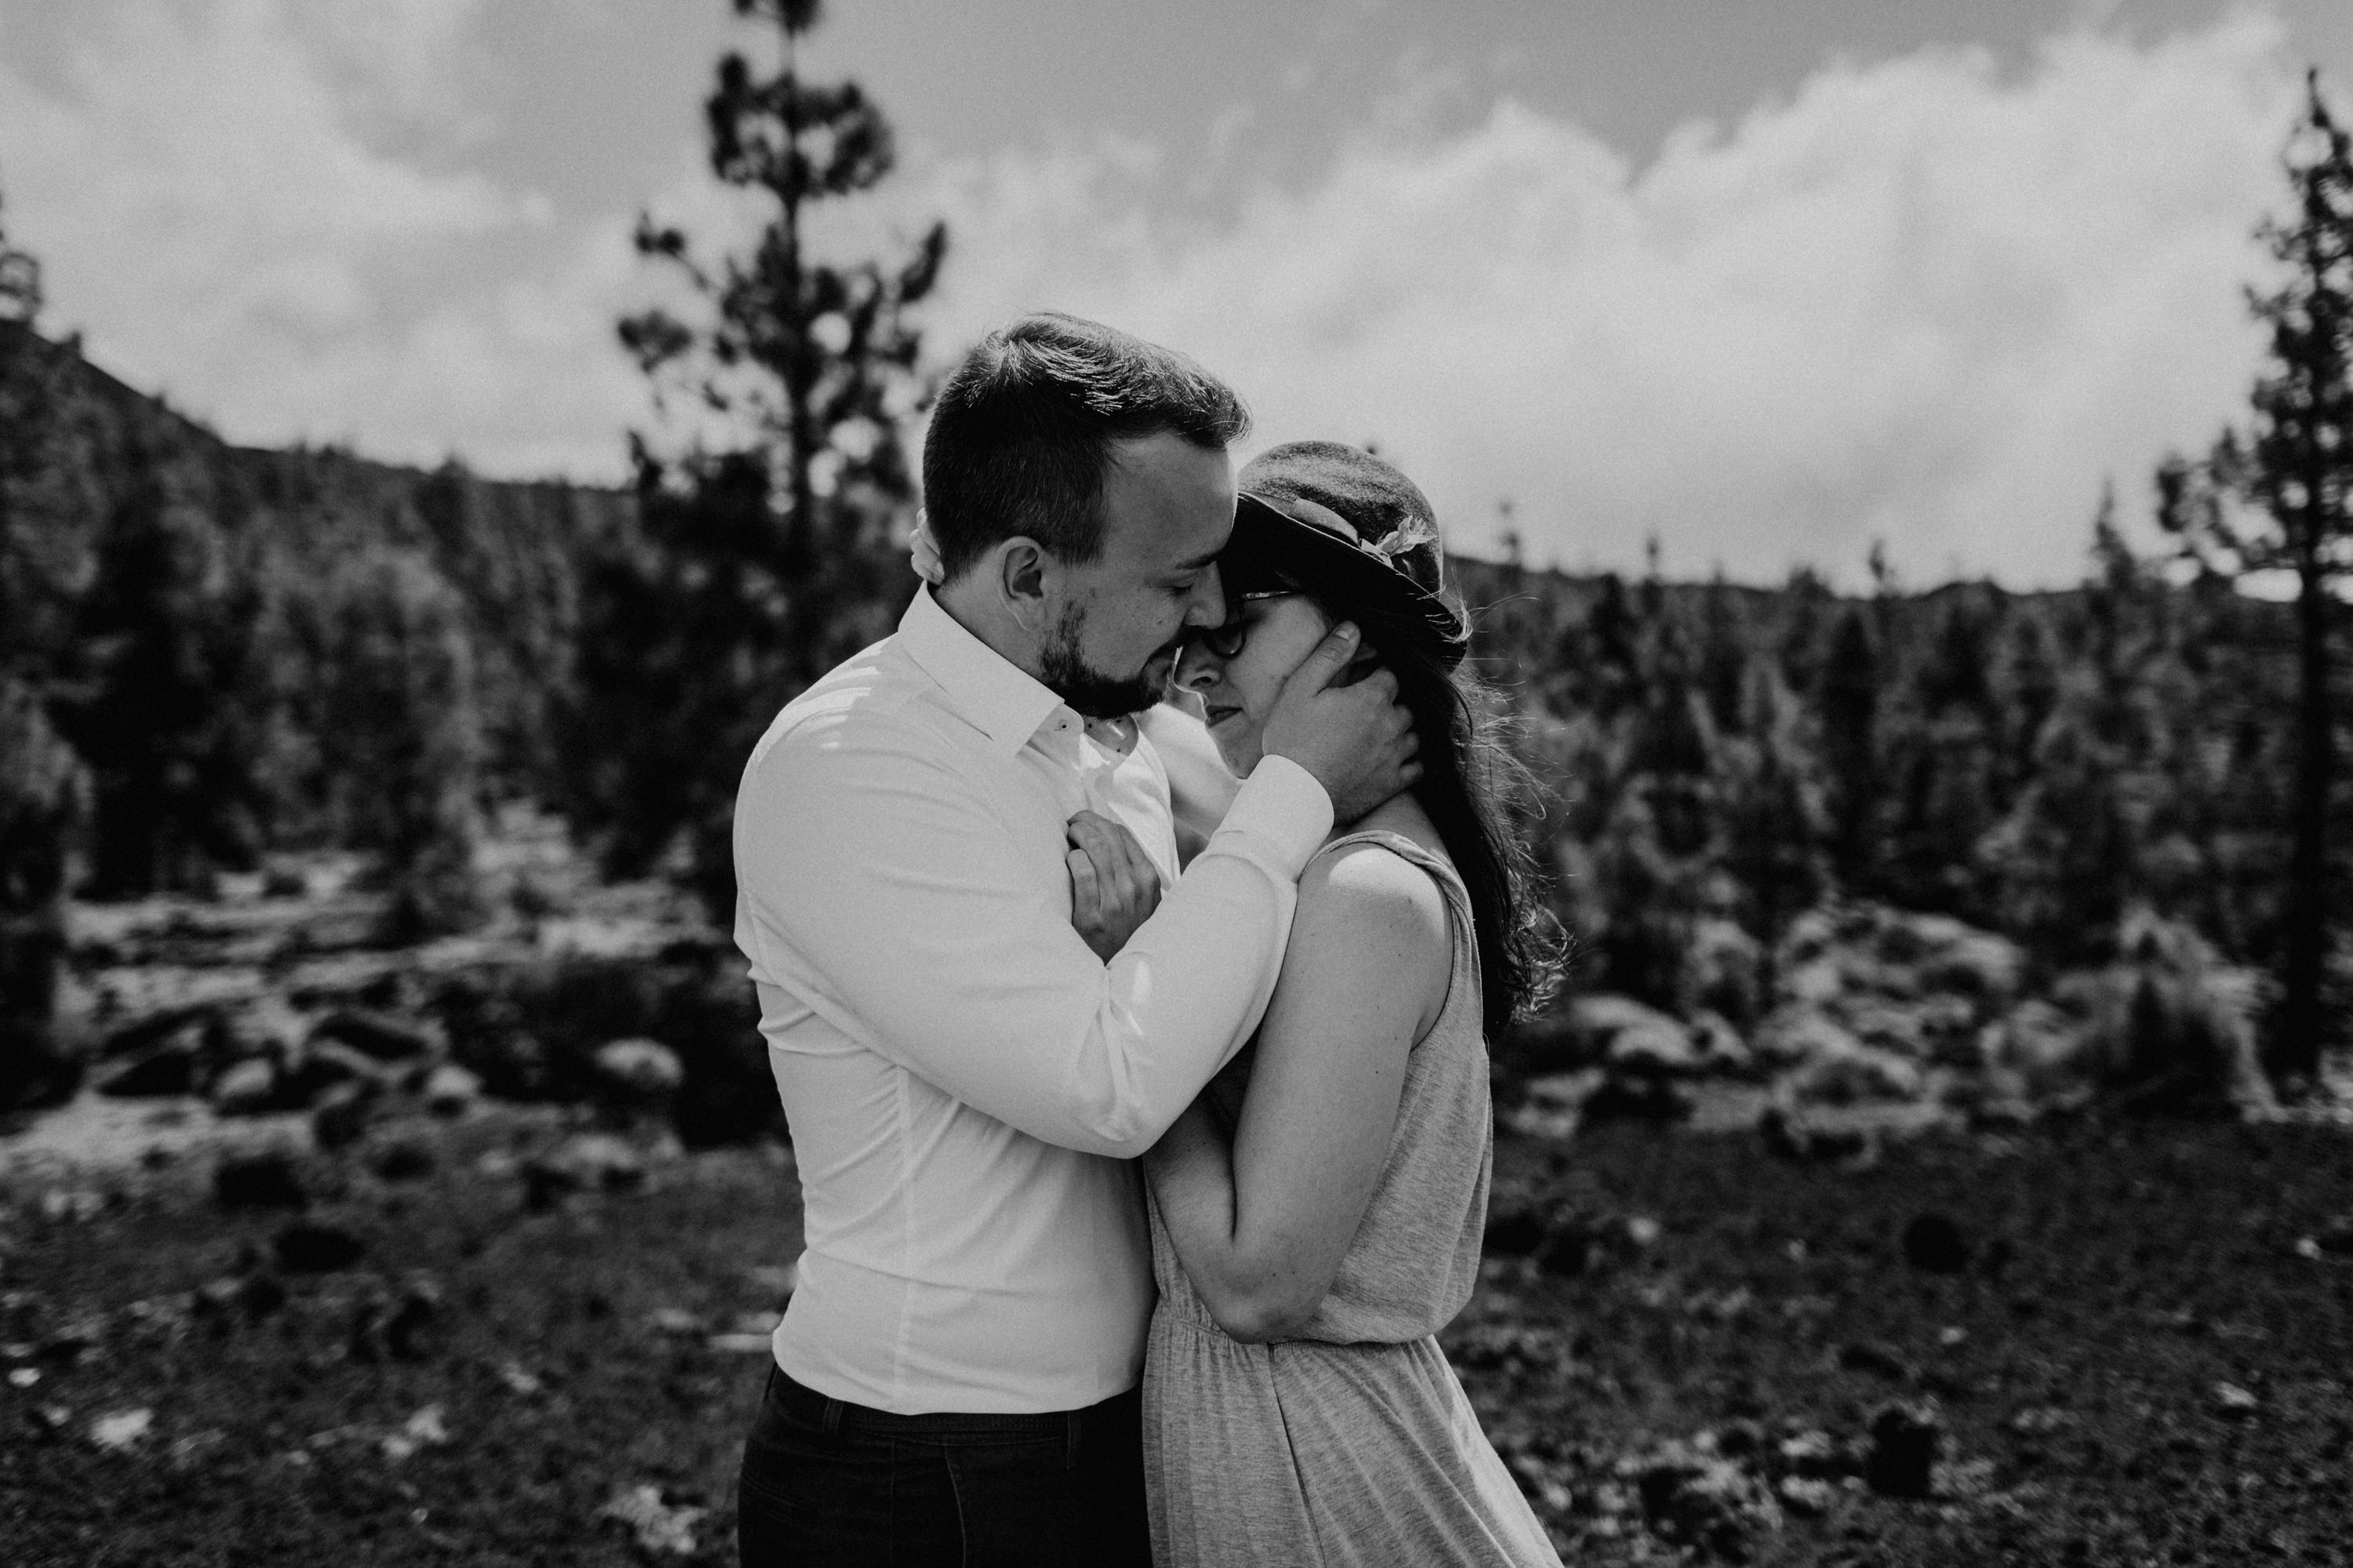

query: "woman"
(1076, 442), (1563, 1567)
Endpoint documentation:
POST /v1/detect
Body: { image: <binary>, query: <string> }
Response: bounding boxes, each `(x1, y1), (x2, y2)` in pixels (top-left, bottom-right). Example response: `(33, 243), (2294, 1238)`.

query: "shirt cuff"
(1209, 753), (1335, 879)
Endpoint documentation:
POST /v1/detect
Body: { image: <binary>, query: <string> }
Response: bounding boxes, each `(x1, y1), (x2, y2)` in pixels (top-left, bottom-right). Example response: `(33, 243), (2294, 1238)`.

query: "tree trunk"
(2274, 527), (2331, 1086)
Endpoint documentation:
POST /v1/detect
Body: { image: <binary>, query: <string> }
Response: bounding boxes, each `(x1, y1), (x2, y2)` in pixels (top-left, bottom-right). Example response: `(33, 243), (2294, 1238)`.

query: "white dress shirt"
(732, 587), (1335, 1414)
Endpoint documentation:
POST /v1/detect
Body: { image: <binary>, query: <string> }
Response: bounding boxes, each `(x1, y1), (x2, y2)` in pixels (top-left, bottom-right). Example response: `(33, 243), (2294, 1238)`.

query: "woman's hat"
(1226, 441), (1470, 664)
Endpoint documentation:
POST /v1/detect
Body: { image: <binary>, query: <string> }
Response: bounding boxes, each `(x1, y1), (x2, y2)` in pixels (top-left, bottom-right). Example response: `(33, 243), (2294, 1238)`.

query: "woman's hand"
(1067, 809), (1162, 962)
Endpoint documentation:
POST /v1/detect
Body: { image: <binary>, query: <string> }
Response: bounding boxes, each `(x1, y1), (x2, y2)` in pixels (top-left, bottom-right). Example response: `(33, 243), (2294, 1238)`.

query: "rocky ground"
(2, 1098), (2347, 1566)
(7, 841), (2351, 1563)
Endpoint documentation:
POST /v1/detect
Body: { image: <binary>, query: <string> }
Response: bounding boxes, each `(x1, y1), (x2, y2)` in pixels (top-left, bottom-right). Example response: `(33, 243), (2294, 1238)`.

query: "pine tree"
(581, 0), (947, 917)
(0, 195), (92, 1108)
(323, 548), (485, 939)
(2160, 72), (2353, 1086)
(1815, 603), (1881, 887)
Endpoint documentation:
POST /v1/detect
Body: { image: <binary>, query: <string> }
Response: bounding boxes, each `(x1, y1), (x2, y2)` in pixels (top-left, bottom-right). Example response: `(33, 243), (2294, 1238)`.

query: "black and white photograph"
(2, 2), (2351, 1563)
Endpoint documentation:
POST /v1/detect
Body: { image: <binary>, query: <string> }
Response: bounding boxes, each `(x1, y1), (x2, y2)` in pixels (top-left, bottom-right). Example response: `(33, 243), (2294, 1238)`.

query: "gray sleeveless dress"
(1142, 831), (1562, 1568)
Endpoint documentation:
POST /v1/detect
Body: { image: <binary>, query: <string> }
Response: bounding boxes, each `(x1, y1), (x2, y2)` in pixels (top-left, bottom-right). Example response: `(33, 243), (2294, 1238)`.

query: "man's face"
(1040, 431), (1233, 719)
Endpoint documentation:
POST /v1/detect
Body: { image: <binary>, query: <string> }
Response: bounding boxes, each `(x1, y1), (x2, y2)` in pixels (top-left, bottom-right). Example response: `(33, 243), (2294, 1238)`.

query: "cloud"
(898, 15), (2298, 586)
(0, 0), (650, 478)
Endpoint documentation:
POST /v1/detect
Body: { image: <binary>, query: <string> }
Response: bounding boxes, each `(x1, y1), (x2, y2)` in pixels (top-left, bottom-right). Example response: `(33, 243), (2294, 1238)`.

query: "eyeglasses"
(1196, 589), (1299, 660)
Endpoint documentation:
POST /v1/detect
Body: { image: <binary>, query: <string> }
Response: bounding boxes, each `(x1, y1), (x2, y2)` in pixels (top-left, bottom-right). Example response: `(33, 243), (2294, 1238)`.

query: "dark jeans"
(736, 1365), (1152, 1567)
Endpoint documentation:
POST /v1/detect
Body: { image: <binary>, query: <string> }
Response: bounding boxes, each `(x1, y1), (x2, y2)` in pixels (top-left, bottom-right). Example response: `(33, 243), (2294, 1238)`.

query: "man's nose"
(1182, 562), (1226, 630)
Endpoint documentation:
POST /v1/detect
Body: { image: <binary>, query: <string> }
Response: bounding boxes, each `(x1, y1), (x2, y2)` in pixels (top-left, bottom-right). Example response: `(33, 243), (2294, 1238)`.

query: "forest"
(3, 7), (2351, 1564)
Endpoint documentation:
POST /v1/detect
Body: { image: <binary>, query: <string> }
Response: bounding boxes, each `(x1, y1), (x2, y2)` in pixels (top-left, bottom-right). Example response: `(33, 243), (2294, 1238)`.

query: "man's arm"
(736, 719), (1331, 1159)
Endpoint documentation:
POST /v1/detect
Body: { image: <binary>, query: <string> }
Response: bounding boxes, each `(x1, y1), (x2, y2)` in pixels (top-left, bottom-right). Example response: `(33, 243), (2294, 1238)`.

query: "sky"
(2, 1), (2349, 586)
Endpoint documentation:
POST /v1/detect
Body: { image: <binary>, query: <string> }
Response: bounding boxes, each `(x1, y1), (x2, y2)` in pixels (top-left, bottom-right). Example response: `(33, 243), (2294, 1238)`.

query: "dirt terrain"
(2, 1100), (2346, 1566)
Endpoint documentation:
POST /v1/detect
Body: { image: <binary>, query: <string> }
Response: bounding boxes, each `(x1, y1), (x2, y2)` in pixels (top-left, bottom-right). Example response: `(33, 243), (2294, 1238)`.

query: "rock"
(1686, 918), (1766, 1024)
(309, 1082), (376, 1151)
(1500, 1071), (1602, 1141)
(1579, 1070), (1696, 1124)
(213, 1151), (308, 1212)
(421, 1064), (482, 1117)
(272, 1221), (366, 1275)
(1776, 1475), (1837, 1518)
(2005, 1406), (2074, 1437)
(1977, 999), (2097, 1101)
(520, 1132), (646, 1211)
(594, 1039), (685, 1104)
(1751, 1006), (1867, 1071)
(599, 1484), (709, 1557)
(311, 1009), (440, 1063)
(2213, 1381), (2260, 1418)
(1687, 1011), (1754, 1076)
(88, 1407), (153, 1452)
(213, 996), (308, 1059)
(1839, 1341), (1916, 1381)
(209, 1057), (278, 1115)
(1919, 929), (2026, 1006)
(91, 1024), (205, 1099)
(1757, 1104), (1878, 1166)
(1775, 1429), (1849, 1478)
(1482, 1197), (1549, 1258)
(371, 1137), (436, 1183)
(1627, 1439), (1783, 1558)
(278, 1040), (399, 1108)
(380, 1402), (450, 1462)
(1783, 1042), (1925, 1106)
(97, 1006), (216, 1063)
(1902, 1213), (1972, 1274)
(1608, 1019), (1704, 1079)
(351, 1274), (442, 1362)
(1863, 1401), (1943, 1497)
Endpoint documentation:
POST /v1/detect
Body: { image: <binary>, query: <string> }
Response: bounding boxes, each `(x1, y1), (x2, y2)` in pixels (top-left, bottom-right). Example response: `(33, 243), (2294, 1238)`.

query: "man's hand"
(1259, 623), (1421, 824)
(1067, 810), (1164, 962)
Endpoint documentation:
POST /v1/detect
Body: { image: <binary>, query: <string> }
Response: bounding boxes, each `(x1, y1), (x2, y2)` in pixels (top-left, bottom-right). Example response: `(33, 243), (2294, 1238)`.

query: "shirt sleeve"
(734, 715), (1333, 1159)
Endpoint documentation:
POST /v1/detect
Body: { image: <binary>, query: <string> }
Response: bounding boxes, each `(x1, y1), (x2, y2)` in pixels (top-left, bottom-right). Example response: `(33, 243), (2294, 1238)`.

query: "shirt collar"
(898, 587), (1070, 753)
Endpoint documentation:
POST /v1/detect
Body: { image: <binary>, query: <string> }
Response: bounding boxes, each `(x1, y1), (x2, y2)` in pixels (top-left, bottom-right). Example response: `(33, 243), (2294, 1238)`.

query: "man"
(731, 312), (1418, 1566)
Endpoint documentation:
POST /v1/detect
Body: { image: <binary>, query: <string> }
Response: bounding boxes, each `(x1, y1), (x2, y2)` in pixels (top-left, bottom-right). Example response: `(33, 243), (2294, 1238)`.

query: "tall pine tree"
(2161, 72), (2353, 1087)
(582, 0), (946, 917)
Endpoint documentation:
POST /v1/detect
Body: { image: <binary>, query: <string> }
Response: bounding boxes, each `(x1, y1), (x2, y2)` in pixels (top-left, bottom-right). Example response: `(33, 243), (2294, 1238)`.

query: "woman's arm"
(1142, 844), (1451, 1342)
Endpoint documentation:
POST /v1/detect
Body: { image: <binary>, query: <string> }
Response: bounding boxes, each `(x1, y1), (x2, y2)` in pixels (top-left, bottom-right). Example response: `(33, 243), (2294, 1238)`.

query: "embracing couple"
(731, 312), (1562, 1567)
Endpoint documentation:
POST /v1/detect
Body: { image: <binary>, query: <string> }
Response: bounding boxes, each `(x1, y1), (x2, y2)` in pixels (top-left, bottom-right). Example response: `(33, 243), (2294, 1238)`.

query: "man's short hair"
(922, 312), (1251, 580)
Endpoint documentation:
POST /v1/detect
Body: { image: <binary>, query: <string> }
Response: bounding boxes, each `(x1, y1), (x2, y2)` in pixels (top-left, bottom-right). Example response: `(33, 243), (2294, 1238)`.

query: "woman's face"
(1175, 592), (1335, 776)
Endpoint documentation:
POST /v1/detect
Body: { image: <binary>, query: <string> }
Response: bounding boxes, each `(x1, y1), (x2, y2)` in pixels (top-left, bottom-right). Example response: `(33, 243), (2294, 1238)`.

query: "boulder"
(1570, 994), (1688, 1061)
(593, 1039), (685, 1105)
(208, 1057), (278, 1115)
(311, 1009), (440, 1064)
(421, 1063), (483, 1118)
(1976, 999), (2096, 1101)
(310, 1082), (376, 1151)
(1685, 918), (1765, 1024)
(1751, 1006), (1866, 1071)
(1784, 1042), (1925, 1106)
(1606, 1017), (1704, 1079)
(1863, 1401), (1943, 1497)
(1626, 1439), (1783, 1559)
(210, 997), (308, 1062)
(278, 1039), (399, 1108)
(1499, 1071), (1602, 1141)
(91, 1024), (205, 1098)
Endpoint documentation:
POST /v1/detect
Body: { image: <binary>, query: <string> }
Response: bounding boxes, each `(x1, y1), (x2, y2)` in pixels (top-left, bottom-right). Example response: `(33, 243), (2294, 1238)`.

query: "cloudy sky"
(2, 1), (2348, 584)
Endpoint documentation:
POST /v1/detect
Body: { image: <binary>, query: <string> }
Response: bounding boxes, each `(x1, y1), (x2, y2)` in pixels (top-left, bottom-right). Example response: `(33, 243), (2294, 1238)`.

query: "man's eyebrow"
(1170, 546), (1222, 572)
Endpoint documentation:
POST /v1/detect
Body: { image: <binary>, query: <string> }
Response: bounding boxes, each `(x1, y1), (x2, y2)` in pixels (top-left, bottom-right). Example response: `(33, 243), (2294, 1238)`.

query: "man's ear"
(996, 537), (1051, 631)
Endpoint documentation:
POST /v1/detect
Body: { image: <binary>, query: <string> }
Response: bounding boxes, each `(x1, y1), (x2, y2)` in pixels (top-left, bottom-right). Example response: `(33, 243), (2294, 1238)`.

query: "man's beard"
(1040, 602), (1167, 719)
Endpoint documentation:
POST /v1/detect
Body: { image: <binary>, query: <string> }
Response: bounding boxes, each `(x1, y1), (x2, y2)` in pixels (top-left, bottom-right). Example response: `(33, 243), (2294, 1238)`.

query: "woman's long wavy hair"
(1309, 588), (1561, 1039)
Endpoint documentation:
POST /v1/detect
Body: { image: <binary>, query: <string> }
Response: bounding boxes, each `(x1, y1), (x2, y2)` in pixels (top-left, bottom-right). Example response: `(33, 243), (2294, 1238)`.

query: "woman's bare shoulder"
(1288, 840), (1452, 1013)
